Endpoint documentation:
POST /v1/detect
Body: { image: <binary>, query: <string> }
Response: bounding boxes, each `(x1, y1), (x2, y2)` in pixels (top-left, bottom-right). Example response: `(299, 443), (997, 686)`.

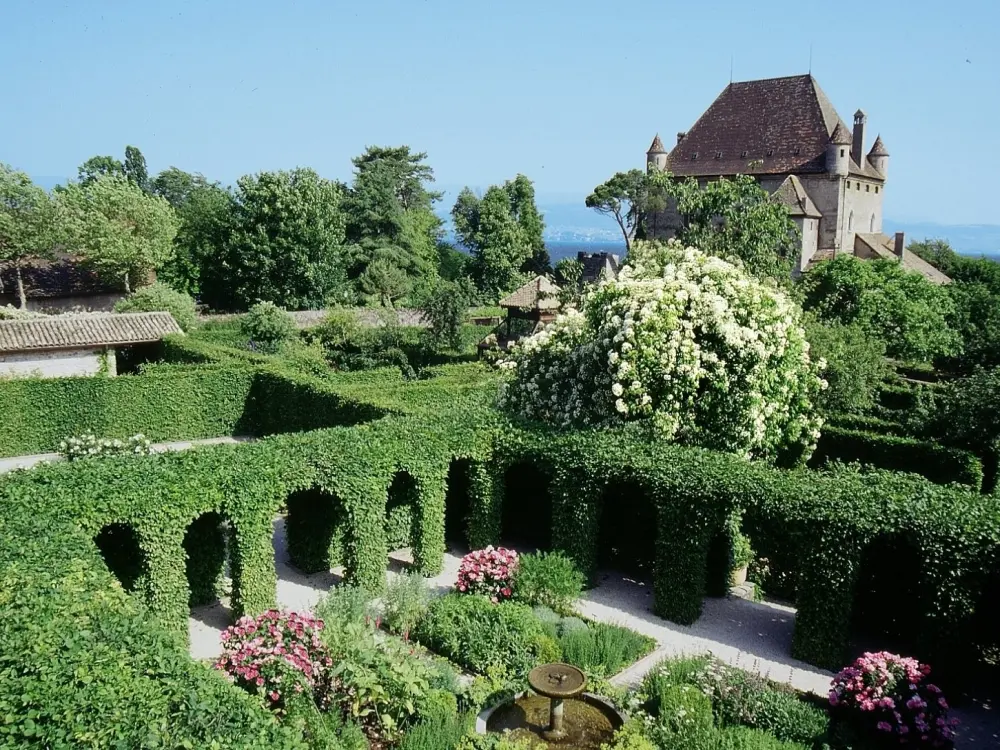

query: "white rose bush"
(497, 241), (825, 462)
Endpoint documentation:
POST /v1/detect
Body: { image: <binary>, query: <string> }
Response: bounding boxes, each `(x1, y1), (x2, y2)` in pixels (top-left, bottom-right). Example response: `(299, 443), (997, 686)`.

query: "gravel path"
(0, 435), (251, 473)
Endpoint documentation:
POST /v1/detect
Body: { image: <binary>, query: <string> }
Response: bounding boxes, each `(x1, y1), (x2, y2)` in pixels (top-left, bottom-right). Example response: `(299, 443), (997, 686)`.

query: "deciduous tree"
(453, 185), (532, 298)
(0, 165), (67, 308)
(59, 174), (177, 292)
(123, 146), (150, 193)
(77, 155), (125, 186)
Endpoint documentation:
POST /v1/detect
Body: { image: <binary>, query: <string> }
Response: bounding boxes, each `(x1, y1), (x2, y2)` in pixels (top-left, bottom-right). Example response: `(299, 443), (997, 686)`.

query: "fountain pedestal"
(529, 663), (586, 742)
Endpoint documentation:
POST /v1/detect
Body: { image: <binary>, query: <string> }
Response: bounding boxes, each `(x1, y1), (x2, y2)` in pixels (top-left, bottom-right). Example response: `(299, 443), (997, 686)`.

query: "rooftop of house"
(577, 251), (621, 283)
(0, 312), (183, 354)
(772, 175), (822, 218)
(498, 275), (561, 311)
(0, 255), (120, 300)
(655, 74), (883, 180)
(854, 234), (952, 285)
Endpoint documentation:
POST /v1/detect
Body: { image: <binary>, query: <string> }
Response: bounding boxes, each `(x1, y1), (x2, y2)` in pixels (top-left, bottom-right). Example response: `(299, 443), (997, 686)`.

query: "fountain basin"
(477, 691), (626, 749)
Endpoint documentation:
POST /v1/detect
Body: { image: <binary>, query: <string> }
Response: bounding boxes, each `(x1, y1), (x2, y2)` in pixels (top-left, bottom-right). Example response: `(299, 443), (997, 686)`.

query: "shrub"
(601, 718), (657, 750)
(59, 432), (153, 460)
(498, 240), (824, 463)
(829, 651), (958, 747)
(654, 683), (715, 736)
(114, 281), (198, 331)
(513, 550), (585, 613)
(804, 315), (889, 415)
(383, 572), (430, 638)
(314, 585), (377, 630)
(413, 593), (560, 676)
(456, 546), (519, 601)
(241, 301), (297, 353)
(215, 609), (332, 714)
(532, 605), (562, 638)
(399, 707), (472, 750)
(421, 277), (474, 351)
(558, 621), (656, 677)
(313, 306), (361, 349)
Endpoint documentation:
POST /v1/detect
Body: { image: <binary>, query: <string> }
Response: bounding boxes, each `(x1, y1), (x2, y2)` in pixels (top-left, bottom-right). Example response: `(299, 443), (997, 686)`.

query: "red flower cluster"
(829, 651), (958, 747)
(456, 546), (518, 602)
(215, 609), (333, 711)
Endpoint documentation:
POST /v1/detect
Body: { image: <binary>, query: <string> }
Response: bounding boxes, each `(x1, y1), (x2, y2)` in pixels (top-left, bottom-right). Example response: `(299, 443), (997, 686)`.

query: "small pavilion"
(479, 275), (561, 353)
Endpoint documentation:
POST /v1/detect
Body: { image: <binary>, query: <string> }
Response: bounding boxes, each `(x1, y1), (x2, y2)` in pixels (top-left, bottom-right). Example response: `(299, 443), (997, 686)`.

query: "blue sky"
(1, 0), (997, 225)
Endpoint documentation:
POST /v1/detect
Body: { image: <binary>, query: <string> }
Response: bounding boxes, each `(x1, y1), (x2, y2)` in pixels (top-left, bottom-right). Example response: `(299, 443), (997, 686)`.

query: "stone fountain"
(477, 662), (625, 749)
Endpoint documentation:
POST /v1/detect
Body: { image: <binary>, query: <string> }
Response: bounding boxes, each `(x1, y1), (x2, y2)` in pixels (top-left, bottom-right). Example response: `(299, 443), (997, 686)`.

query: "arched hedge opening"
(597, 479), (656, 579)
(445, 459), (473, 548)
(849, 534), (927, 659)
(386, 471), (419, 553)
(285, 487), (347, 574)
(501, 461), (552, 550)
(93, 523), (147, 594)
(183, 512), (229, 607)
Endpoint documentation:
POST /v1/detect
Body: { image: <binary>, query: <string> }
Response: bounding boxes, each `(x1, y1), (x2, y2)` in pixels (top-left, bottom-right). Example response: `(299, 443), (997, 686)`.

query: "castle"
(645, 74), (948, 283)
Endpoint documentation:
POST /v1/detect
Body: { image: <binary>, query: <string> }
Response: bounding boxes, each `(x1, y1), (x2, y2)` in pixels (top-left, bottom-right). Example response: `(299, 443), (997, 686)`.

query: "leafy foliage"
(512, 550), (585, 613)
(114, 281), (198, 331)
(803, 315), (888, 415)
(59, 174), (179, 292)
(241, 302), (297, 353)
(382, 572), (430, 638)
(800, 255), (960, 364)
(585, 169), (658, 252)
(557, 621), (655, 677)
(421, 278), (475, 350)
(499, 241), (824, 463)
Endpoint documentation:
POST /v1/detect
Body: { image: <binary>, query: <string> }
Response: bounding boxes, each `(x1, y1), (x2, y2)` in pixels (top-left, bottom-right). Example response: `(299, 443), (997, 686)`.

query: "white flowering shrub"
(59, 433), (153, 461)
(498, 241), (825, 462)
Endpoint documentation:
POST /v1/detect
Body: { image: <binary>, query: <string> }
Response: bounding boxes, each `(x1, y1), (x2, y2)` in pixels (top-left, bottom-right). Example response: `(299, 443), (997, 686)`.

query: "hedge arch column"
(343, 484), (390, 593)
(550, 473), (602, 580)
(791, 523), (867, 670)
(134, 522), (190, 636)
(412, 467), (448, 576)
(466, 460), (503, 549)
(228, 512), (278, 620)
(651, 509), (715, 625)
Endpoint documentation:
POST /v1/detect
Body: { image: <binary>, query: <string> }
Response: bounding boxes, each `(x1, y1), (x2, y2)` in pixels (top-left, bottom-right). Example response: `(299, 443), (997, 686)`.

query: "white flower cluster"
(59, 432), (153, 461)
(497, 241), (825, 461)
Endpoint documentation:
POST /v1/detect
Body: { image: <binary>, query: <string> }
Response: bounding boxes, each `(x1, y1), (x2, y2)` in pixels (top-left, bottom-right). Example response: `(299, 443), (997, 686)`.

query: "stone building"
(645, 74), (948, 283)
(0, 255), (126, 313)
(0, 312), (182, 379)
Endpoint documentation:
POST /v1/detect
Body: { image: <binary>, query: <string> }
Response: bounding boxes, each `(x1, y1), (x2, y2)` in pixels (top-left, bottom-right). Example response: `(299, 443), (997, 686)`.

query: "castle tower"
(867, 134), (889, 178)
(646, 133), (668, 171)
(851, 109), (867, 166)
(827, 122), (851, 176)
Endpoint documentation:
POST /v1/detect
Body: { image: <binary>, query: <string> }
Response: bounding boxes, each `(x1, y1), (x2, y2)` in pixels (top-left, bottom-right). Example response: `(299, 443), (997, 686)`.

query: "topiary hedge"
(810, 425), (983, 490)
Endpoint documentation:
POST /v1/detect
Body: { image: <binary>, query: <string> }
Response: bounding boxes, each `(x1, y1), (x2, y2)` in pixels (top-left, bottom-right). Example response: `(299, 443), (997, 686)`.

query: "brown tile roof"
(661, 74), (885, 181)
(0, 256), (119, 300)
(853, 234), (951, 285)
(772, 175), (822, 218)
(647, 133), (667, 154)
(868, 134), (889, 156)
(499, 275), (561, 310)
(805, 249), (836, 270)
(0, 312), (183, 354)
(830, 122), (852, 144)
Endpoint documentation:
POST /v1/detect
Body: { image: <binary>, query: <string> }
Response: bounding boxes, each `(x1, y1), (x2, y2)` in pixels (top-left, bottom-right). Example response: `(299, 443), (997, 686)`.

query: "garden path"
(0, 435), (251, 474)
(187, 523), (997, 747)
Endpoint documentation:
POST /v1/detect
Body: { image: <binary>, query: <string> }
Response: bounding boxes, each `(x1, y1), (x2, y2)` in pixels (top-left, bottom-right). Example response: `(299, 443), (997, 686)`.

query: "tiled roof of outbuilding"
(0, 312), (183, 353)
(498, 276), (561, 311)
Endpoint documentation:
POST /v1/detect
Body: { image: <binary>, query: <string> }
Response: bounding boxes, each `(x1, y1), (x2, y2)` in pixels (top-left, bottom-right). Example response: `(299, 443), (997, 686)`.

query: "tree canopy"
(800, 255), (960, 364)
(59, 174), (178, 292)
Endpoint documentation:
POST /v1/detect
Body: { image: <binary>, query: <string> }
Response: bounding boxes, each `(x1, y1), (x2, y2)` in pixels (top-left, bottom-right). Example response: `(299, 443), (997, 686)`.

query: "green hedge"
(810, 426), (983, 490)
(824, 412), (908, 437)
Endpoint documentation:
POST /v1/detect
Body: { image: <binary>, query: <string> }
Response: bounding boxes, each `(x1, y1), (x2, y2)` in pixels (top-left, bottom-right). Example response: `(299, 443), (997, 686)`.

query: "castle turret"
(851, 109), (867, 166)
(827, 122), (851, 176)
(867, 134), (889, 178)
(646, 133), (668, 171)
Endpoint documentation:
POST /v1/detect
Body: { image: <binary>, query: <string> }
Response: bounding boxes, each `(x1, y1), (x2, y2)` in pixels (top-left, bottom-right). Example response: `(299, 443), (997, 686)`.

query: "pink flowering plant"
(215, 609), (333, 713)
(456, 546), (519, 602)
(829, 651), (958, 747)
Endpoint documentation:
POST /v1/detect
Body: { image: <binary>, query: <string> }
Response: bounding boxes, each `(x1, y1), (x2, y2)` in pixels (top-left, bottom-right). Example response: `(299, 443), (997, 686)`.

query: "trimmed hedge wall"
(810, 425), (983, 490)
(2, 357), (999, 743)
(824, 412), (908, 437)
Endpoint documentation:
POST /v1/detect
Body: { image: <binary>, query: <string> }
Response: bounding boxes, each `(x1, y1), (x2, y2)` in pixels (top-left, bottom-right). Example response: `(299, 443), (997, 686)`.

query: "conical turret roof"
(647, 133), (667, 154)
(829, 122), (852, 144)
(868, 134), (889, 156)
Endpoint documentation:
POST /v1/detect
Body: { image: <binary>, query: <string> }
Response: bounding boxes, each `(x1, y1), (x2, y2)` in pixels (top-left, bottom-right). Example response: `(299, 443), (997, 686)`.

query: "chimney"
(676, 132), (686, 145)
(851, 110), (866, 166)
(893, 232), (905, 258)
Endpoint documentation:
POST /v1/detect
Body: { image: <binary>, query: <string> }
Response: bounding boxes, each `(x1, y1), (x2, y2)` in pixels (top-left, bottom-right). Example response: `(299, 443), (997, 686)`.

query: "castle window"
(741, 150), (748, 157)
(840, 148), (845, 157)
(846, 181), (850, 189)
(848, 211), (854, 231)
(870, 215), (875, 232)
(692, 152), (698, 160)
(875, 186), (879, 194)
(856, 183), (861, 190)
(766, 149), (773, 156)
(715, 151), (722, 159)
(865, 184), (870, 192)
(793, 147), (800, 155)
